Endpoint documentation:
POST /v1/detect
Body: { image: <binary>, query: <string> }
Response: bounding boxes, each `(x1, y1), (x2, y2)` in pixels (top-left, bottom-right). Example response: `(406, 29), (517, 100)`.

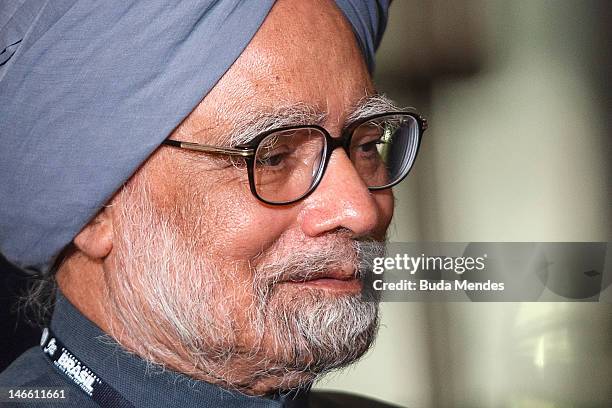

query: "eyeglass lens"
(350, 114), (419, 189)
(254, 128), (326, 203)
(253, 114), (419, 204)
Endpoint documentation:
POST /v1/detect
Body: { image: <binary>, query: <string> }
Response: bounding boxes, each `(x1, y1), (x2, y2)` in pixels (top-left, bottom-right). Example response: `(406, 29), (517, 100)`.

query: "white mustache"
(253, 239), (386, 288)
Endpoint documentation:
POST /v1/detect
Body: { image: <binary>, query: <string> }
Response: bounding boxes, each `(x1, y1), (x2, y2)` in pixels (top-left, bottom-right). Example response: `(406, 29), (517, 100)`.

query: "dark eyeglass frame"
(162, 111), (428, 205)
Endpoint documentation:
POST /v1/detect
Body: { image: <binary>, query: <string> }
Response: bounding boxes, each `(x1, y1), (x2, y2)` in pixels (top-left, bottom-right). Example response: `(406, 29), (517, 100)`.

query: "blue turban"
(0, 0), (390, 275)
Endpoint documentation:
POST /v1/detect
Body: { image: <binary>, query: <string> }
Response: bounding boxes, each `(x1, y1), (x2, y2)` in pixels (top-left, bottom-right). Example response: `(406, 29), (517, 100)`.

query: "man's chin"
(260, 289), (379, 375)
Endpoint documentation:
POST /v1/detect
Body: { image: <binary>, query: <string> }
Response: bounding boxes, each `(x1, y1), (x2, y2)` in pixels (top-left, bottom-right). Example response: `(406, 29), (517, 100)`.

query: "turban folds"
(0, 0), (390, 275)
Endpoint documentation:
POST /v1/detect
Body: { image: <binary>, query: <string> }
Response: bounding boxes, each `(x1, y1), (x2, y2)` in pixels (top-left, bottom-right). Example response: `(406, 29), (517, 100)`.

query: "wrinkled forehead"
(176, 0), (375, 145)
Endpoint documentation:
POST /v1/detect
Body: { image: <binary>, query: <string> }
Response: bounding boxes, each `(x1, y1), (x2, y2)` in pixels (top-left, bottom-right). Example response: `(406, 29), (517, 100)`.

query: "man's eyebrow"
(226, 104), (327, 146)
(345, 93), (403, 126)
(221, 93), (403, 146)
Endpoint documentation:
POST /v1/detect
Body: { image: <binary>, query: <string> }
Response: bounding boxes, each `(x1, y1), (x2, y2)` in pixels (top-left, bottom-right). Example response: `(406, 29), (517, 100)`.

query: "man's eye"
(354, 139), (385, 157)
(258, 152), (286, 167)
(358, 140), (382, 153)
(256, 146), (293, 169)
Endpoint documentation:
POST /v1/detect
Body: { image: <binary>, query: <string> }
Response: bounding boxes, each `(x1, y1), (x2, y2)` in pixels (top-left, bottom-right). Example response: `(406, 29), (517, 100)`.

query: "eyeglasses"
(162, 111), (427, 205)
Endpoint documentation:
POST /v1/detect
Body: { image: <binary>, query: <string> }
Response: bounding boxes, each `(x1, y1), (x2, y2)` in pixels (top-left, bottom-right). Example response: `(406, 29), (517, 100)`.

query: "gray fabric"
(0, 0), (390, 275)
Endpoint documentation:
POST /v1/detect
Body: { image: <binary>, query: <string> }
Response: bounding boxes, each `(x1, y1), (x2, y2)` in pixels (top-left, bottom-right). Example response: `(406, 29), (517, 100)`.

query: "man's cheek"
(221, 207), (296, 258)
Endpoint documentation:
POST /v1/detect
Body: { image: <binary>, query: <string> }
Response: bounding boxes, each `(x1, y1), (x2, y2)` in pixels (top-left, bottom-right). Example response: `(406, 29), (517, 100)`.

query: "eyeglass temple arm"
(162, 139), (254, 157)
(419, 115), (428, 131)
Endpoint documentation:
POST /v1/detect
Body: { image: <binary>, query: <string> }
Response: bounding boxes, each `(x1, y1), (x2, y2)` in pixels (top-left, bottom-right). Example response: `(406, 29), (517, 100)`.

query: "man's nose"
(299, 148), (386, 238)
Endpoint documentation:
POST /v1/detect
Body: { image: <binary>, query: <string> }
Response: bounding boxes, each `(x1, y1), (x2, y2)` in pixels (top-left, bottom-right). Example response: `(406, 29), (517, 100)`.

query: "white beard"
(103, 178), (384, 394)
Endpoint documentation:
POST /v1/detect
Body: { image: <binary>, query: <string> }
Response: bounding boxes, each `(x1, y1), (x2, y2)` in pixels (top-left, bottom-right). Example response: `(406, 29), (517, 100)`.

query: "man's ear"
(73, 208), (114, 259)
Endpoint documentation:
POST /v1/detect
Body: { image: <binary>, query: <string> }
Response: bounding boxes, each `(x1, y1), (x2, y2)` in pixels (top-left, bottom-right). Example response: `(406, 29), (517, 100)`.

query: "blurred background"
(315, 0), (612, 407)
(1, 0), (610, 407)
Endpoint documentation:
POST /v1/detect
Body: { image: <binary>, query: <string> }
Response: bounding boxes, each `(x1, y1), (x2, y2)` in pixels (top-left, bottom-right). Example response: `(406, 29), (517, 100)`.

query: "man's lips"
(294, 277), (362, 292)
(278, 268), (361, 292)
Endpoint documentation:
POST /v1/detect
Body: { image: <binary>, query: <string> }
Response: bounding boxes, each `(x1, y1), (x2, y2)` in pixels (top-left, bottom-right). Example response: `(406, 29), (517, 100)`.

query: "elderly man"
(0, 0), (425, 406)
